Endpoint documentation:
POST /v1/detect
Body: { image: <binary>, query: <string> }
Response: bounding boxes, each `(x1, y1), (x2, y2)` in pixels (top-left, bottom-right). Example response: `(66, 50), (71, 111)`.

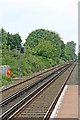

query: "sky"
(0, 0), (79, 53)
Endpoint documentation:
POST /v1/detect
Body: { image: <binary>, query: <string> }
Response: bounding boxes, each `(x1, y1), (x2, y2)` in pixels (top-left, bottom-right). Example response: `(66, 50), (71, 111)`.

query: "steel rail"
(0, 63), (65, 93)
(0, 62), (73, 120)
(0, 63), (66, 104)
(0, 63), (69, 106)
(43, 63), (76, 120)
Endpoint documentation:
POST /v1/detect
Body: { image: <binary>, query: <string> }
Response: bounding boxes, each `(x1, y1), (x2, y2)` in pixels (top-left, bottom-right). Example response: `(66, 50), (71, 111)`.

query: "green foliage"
(67, 41), (76, 60)
(64, 42), (77, 60)
(33, 39), (54, 58)
(2, 54), (18, 77)
(78, 52), (80, 60)
(26, 29), (77, 61)
(0, 76), (13, 87)
(25, 29), (61, 48)
(1, 28), (22, 50)
(6, 33), (22, 49)
(1, 28), (77, 86)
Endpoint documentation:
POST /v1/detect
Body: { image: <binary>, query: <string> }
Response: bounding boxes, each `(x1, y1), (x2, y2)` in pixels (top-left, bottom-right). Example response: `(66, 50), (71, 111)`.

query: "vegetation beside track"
(0, 28), (77, 86)
(0, 76), (13, 87)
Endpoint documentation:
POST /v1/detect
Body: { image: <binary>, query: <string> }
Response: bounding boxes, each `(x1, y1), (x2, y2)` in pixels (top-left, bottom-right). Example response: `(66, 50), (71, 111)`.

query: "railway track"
(0, 63), (66, 100)
(0, 64), (66, 107)
(0, 61), (76, 120)
(14, 62), (76, 120)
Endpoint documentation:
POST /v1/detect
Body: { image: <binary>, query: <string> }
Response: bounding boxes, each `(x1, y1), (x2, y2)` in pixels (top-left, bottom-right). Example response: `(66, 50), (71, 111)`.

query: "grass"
(0, 76), (13, 87)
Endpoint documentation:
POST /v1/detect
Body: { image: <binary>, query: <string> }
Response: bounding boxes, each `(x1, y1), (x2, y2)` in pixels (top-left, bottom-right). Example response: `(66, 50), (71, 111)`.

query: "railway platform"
(50, 63), (78, 119)
(50, 85), (78, 119)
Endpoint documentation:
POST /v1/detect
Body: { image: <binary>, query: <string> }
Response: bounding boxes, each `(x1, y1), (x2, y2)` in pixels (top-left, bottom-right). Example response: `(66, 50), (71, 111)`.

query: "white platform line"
(50, 85), (68, 119)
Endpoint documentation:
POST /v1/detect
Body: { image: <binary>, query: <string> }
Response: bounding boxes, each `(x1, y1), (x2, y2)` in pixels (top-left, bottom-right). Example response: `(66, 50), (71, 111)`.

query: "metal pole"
(16, 46), (21, 79)
(18, 52), (21, 79)
(9, 45), (10, 53)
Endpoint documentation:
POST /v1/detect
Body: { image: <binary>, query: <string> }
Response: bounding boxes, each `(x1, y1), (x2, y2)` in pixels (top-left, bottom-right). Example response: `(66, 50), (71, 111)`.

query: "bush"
(0, 76), (13, 87)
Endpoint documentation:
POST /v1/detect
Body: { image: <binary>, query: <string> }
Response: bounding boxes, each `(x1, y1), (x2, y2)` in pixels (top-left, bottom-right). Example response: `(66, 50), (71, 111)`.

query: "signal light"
(20, 47), (24, 53)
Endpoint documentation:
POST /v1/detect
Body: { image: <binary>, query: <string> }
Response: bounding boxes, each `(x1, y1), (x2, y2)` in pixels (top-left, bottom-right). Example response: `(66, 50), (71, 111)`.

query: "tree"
(78, 45), (80, 60)
(1, 28), (7, 50)
(0, 28), (22, 50)
(60, 41), (65, 59)
(64, 44), (72, 60)
(67, 41), (76, 60)
(64, 41), (77, 60)
(33, 39), (54, 58)
(25, 29), (62, 48)
(25, 29), (77, 62)
(7, 33), (22, 50)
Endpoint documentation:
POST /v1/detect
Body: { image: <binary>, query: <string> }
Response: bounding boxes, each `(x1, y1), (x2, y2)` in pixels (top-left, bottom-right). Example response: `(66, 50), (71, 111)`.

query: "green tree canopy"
(1, 28), (22, 50)
(25, 29), (62, 47)
(25, 29), (77, 61)
(67, 41), (77, 60)
(7, 32), (22, 49)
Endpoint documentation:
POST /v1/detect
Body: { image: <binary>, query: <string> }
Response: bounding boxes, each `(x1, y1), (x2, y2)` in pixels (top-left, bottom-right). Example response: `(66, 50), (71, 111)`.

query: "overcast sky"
(0, 0), (79, 53)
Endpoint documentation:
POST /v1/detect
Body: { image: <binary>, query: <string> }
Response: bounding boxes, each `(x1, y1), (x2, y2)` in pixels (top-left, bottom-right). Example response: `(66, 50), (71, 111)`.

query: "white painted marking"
(50, 85), (68, 119)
